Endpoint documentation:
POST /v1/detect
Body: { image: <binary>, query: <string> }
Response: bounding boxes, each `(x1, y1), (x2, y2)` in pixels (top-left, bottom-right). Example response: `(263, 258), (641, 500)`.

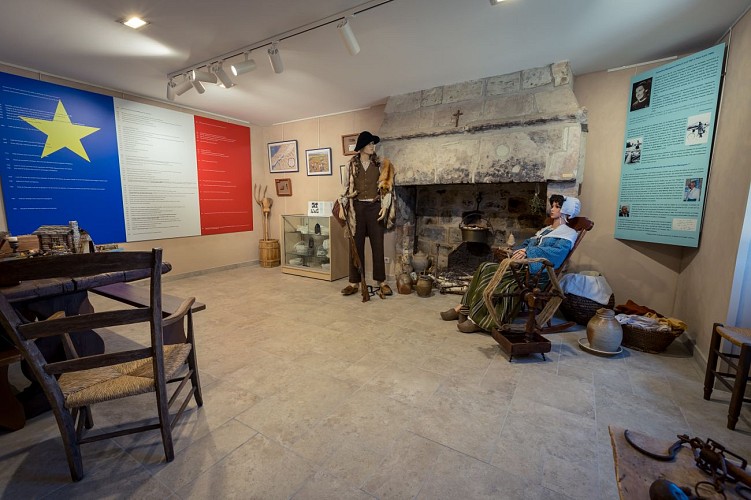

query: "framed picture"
(305, 147), (332, 176)
(267, 140), (299, 173)
(275, 178), (292, 196)
(341, 134), (358, 156)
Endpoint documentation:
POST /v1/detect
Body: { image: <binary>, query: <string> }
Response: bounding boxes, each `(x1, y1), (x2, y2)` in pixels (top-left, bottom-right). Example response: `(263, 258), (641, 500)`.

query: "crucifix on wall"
(452, 109), (463, 127)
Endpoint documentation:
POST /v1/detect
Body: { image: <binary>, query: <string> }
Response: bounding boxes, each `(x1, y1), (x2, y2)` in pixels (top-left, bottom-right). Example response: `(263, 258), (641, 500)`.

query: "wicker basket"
(560, 293), (616, 326)
(621, 323), (683, 353)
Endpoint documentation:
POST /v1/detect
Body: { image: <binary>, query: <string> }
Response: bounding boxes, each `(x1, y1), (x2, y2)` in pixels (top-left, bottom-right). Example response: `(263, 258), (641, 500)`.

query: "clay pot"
(415, 276), (433, 297)
(412, 252), (429, 274)
(396, 273), (413, 294)
(586, 308), (623, 352)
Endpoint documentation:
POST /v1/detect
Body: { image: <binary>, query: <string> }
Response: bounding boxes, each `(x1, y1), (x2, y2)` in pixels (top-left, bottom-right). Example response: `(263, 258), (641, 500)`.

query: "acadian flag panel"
(0, 71), (126, 243)
(194, 116), (253, 234)
(0, 71), (254, 244)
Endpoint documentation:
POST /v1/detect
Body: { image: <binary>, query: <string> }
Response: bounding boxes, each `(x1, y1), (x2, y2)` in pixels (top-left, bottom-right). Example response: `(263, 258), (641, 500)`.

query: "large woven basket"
(621, 323), (683, 353)
(560, 293), (615, 326)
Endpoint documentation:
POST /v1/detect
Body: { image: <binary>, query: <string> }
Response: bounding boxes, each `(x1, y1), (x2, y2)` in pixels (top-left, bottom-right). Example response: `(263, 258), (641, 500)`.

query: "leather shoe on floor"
(440, 308), (459, 321)
(380, 283), (393, 296)
(341, 285), (360, 296)
(457, 320), (483, 333)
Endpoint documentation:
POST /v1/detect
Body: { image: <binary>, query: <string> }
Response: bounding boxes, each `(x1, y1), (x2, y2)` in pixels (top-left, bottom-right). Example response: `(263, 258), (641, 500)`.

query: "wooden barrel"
(259, 239), (281, 268)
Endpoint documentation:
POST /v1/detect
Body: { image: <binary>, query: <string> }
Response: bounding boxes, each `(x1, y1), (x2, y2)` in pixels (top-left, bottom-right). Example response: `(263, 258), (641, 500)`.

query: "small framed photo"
(305, 147), (332, 176)
(341, 134), (358, 156)
(275, 178), (293, 197)
(268, 140), (299, 173)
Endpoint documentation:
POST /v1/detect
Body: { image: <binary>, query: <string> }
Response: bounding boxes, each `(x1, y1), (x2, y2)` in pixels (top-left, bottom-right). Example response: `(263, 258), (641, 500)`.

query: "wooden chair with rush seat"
(704, 323), (751, 430)
(481, 216), (594, 360)
(0, 248), (203, 481)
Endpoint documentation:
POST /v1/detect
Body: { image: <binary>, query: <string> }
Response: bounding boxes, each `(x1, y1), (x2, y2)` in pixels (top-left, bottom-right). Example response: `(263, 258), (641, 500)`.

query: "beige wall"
(572, 9), (751, 361)
(673, 12), (751, 360)
(573, 68), (684, 316)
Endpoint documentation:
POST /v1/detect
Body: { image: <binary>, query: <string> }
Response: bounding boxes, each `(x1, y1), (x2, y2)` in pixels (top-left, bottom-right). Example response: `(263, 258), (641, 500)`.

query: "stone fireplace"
(378, 61), (587, 280)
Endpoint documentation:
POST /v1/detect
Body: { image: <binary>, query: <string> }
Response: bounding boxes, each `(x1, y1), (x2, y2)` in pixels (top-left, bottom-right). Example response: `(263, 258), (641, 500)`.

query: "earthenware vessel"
(415, 275), (433, 297)
(412, 252), (429, 274)
(586, 308), (623, 352)
(396, 273), (413, 294)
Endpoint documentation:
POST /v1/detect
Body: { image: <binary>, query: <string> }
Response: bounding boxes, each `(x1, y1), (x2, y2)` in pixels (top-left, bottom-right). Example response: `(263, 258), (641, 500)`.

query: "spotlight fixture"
(121, 16), (148, 29)
(231, 53), (257, 76)
(337, 18), (360, 56)
(191, 68), (217, 84)
(489, 0), (506, 4)
(173, 75), (194, 96)
(268, 42), (284, 74)
(189, 73), (206, 94)
(213, 62), (234, 88)
(167, 80), (176, 101)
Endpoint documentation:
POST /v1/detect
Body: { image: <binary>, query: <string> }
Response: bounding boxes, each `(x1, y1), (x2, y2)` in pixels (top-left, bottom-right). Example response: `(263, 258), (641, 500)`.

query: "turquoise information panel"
(614, 44), (725, 247)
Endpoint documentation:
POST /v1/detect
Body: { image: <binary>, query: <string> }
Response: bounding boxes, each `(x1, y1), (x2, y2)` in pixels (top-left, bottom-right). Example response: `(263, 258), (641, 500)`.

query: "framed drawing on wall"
(305, 147), (332, 176)
(341, 134), (358, 156)
(275, 178), (293, 196)
(268, 140), (299, 173)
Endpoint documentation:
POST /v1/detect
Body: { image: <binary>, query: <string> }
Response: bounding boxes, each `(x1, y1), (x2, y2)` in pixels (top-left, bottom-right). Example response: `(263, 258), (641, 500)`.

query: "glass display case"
(281, 214), (348, 281)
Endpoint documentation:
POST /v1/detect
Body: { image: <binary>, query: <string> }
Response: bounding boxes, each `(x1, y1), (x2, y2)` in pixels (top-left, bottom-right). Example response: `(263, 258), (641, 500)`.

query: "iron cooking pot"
(460, 214), (493, 243)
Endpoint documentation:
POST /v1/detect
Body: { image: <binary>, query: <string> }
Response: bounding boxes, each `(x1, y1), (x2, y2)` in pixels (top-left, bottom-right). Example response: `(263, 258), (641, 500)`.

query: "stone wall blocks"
(384, 90), (422, 114)
(534, 88), (580, 114)
(421, 86), (443, 107)
(551, 61), (573, 87)
(487, 72), (522, 96)
(483, 94), (536, 120)
(522, 66), (553, 89)
(443, 79), (485, 104)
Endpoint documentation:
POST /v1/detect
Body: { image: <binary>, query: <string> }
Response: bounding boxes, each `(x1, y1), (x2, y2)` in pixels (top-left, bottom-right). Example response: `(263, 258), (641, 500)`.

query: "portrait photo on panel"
(624, 137), (642, 164)
(683, 177), (702, 202)
(685, 112), (711, 145)
(630, 77), (652, 111)
(619, 205), (630, 217)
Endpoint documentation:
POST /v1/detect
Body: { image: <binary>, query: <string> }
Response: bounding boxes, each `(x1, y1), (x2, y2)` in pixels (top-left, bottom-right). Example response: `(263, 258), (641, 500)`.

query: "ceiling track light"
(174, 75), (194, 96)
(231, 53), (257, 76)
(212, 62), (234, 88)
(337, 17), (360, 56)
(268, 42), (284, 74)
(191, 68), (217, 84)
(189, 73), (206, 94)
(167, 80), (176, 101)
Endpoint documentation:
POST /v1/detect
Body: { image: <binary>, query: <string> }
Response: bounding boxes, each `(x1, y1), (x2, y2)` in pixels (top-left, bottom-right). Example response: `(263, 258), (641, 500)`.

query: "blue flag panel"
(0, 72), (125, 244)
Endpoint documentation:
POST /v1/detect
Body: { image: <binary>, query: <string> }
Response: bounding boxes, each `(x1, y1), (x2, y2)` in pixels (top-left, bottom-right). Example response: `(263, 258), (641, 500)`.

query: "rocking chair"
(481, 216), (594, 360)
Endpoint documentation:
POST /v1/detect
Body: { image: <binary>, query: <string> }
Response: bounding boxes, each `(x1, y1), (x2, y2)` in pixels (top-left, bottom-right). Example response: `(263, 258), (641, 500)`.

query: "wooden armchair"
(482, 216), (594, 337)
(0, 248), (202, 481)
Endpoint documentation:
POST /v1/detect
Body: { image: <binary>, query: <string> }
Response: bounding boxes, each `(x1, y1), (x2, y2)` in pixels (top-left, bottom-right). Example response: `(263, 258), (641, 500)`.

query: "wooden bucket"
(259, 239), (281, 268)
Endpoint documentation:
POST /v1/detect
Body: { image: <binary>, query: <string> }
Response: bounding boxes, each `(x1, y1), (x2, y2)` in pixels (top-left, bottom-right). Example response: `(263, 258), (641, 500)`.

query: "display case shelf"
(281, 215), (348, 281)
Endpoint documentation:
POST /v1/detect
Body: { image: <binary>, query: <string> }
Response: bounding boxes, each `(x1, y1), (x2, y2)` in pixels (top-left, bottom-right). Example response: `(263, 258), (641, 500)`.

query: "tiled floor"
(2, 265), (751, 499)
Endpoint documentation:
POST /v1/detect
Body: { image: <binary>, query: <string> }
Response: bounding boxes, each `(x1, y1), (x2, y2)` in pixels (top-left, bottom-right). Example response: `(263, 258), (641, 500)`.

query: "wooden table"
(609, 426), (748, 499)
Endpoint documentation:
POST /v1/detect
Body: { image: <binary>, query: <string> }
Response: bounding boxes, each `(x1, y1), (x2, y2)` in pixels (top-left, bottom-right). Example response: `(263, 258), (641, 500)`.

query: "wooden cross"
(452, 109), (463, 127)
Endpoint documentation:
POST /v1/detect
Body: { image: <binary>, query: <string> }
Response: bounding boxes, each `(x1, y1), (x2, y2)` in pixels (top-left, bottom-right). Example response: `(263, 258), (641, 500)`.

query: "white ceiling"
(1, 0), (749, 126)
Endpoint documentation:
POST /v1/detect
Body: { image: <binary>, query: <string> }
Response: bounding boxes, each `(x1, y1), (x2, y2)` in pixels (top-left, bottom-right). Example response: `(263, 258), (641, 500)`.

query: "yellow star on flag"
(20, 100), (100, 162)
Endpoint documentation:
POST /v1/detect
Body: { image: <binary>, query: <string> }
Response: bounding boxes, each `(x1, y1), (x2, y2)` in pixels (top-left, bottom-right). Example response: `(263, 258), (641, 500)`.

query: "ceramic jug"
(586, 308), (623, 352)
(412, 252), (429, 274)
(415, 275), (433, 297)
(396, 273), (413, 294)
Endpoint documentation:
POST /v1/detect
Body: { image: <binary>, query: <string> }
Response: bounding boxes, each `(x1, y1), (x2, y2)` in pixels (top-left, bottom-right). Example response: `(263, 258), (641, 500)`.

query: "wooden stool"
(704, 323), (751, 430)
(0, 347), (25, 431)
